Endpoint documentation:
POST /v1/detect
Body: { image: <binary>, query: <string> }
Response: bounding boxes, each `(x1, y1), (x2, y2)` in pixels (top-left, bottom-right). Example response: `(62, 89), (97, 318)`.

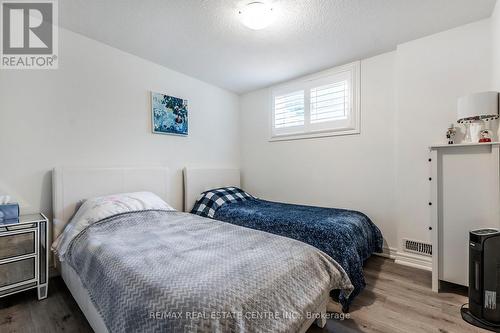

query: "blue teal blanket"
(202, 198), (383, 308)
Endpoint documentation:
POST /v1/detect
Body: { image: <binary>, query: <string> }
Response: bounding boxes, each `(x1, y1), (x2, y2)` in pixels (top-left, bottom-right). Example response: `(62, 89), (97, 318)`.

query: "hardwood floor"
(0, 256), (487, 333)
(0, 278), (92, 333)
(309, 256), (487, 333)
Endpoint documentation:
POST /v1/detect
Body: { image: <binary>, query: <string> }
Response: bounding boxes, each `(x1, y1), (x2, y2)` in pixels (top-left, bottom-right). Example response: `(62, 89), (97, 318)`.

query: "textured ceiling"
(59, 0), (497, 94)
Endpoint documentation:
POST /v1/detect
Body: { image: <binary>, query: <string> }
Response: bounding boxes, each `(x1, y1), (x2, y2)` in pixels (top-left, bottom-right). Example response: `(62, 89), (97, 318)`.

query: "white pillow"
(53, 191), (175, 260)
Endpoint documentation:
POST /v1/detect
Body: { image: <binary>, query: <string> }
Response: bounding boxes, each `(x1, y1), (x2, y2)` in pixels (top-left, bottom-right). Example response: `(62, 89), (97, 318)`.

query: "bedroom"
(1, 0), (500, 332)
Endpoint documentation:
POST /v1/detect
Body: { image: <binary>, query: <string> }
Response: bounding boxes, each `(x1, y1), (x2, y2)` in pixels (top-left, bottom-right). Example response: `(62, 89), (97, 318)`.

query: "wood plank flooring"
(0, 256), (487, 333)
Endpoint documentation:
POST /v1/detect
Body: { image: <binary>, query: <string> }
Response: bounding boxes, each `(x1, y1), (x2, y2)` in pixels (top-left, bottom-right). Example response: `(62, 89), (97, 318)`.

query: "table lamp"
(457, 92), (499, 143)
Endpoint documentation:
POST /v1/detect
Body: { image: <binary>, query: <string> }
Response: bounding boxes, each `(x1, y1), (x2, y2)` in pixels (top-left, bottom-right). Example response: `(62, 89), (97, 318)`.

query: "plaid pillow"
(191, 187), (254, 218)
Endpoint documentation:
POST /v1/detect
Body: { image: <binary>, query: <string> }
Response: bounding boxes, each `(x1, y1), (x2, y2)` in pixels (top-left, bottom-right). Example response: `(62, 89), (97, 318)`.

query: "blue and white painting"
(151, 92), (188, 136)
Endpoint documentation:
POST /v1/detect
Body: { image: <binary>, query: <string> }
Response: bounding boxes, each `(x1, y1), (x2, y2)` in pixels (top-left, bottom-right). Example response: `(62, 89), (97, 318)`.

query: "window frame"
(269, 61), (360, 141)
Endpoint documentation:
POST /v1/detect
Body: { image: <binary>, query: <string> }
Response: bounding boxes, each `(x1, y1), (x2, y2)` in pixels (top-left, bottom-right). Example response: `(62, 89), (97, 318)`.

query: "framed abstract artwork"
(151, 92), (188, 136)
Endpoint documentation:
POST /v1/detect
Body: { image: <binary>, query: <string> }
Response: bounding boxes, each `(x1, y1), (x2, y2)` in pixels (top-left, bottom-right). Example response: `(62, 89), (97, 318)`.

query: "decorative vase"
(468, 122), (483, 143)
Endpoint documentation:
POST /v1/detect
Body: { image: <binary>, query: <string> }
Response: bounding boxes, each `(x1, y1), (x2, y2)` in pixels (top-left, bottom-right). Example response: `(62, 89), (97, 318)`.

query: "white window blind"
(310, 81), (349, 124)
(271, 61), (360, 140)
(273, 90), (304, 129)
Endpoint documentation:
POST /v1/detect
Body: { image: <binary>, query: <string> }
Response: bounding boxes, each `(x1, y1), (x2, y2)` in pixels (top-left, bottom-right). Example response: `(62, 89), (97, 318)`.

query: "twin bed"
(184, 168), (383, 310)
(51, 167), (382, 333)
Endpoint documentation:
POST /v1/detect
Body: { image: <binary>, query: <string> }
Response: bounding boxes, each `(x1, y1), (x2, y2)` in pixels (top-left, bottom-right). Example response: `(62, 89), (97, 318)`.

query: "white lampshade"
(457, 92), (499, 123)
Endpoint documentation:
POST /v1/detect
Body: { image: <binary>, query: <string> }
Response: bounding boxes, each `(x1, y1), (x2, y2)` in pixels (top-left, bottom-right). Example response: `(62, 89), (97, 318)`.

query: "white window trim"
(269, 61), (361, 142)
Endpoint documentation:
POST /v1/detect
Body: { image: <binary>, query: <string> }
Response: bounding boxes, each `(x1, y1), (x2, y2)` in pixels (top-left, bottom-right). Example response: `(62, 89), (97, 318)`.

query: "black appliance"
(461, 228), (500, 332)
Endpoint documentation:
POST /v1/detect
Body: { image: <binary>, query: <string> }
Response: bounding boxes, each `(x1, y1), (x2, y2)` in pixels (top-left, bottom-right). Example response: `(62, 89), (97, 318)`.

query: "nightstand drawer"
(0, 213), (48, 301)
(0, 257), (36, 288)
(0, 230), (36, 260)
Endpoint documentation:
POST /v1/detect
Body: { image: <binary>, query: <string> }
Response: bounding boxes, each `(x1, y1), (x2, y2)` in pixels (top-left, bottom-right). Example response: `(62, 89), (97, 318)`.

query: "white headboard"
(183, 168), (240, 212)
(52, 167), (169, 241)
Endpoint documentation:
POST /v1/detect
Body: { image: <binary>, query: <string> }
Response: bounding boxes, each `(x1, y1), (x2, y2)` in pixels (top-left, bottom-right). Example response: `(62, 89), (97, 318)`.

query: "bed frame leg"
(315, 303), (327, 328)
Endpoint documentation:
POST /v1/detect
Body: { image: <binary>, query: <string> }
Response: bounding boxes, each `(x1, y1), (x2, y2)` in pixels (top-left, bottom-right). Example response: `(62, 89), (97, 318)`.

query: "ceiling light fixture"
(239, 2), (274, 30)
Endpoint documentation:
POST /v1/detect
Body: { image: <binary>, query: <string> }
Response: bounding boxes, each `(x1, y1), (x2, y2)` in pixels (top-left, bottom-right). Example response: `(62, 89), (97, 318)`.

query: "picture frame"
(151, 92), (188, 136)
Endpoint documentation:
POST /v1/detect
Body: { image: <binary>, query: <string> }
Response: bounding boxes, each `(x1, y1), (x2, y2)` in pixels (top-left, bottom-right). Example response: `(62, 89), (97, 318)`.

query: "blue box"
(0, 203), (19, 221)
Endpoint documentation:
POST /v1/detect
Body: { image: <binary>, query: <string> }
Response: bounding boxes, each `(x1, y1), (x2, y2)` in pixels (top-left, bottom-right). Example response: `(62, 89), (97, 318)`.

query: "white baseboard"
(374, 246), (397, 259)
(374, 247), (432, 271)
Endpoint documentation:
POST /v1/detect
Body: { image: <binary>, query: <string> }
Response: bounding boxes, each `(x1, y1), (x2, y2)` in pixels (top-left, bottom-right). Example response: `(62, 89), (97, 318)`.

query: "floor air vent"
(403, 239), (432, 256)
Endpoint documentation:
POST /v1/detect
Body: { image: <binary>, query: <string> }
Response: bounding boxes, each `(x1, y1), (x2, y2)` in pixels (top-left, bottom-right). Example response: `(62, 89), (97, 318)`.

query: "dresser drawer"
(0, 214), (48, 301)
(0, 257), (36, 288)
(0, 230), (36, 260)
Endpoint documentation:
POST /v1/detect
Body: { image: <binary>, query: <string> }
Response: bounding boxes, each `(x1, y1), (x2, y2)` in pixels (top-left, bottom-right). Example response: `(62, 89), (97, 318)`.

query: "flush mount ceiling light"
(239, 2), (274, 30)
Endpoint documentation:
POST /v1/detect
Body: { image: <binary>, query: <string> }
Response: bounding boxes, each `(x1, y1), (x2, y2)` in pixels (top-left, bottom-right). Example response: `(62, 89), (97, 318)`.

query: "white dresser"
(430, 142), (500, 291)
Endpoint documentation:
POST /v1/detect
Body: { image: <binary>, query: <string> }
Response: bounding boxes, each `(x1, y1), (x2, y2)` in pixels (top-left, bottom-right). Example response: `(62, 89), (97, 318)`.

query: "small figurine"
(446, 124), (456, 144)
(479, 129), (492, 143)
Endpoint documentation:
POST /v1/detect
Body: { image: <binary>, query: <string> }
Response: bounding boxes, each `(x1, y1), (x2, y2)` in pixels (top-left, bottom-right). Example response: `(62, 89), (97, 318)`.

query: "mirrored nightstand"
(0, 213), (49, 300)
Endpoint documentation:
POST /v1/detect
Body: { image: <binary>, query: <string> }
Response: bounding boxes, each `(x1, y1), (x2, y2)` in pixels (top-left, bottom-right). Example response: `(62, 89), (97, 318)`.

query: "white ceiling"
(59, 0), (497, 94)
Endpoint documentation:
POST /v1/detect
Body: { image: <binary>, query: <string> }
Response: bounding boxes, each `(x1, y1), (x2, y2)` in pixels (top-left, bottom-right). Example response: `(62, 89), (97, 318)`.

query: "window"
(274, 90), (304, 129)
(271, 61), (360, 140)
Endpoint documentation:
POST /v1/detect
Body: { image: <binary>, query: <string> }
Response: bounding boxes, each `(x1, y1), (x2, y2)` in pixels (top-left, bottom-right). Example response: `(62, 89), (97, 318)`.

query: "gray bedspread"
(64, 210), (353, 333)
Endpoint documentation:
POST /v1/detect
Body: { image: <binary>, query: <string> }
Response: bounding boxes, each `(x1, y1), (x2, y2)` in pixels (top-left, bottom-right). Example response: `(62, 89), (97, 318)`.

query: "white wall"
(492, 1), (500, 90)
(239, 18), (492, 261)
(240, 52), (398, 250)
(395, 19), (492, 252)
(0, 28), (240, 216)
